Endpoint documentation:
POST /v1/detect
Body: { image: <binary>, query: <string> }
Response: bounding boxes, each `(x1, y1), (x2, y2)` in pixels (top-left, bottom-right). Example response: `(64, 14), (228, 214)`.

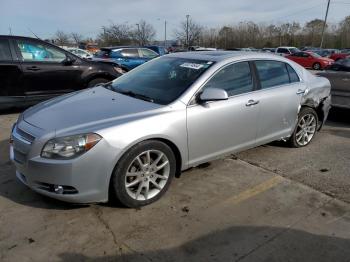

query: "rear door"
(14, 39), (81, 100)
(253, 60), (305, 145)
(0, 38), (23, 102)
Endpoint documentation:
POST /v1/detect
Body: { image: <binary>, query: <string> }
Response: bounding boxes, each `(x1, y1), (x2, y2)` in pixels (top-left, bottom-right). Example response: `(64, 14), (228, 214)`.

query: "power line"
(269, 2), (324, 22)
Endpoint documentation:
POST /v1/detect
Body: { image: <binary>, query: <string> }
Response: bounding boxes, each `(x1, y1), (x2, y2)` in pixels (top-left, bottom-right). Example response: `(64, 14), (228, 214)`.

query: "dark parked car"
(0, 35), (121, 110)
(93, 46), (159, 72)
(317, 58), (350, 109)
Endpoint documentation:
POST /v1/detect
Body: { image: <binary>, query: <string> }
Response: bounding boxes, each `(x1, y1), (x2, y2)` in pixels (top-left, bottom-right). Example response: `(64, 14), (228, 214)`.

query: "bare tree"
(71, 32), (84, 45)
(174, 17), (203, 48)
(54, 30), (71, 46)
(133, 20), (156, 46)
(97, 23), (134, 46)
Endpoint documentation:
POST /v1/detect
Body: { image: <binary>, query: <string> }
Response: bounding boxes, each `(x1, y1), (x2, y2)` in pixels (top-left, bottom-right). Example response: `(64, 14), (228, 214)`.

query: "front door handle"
(26, 66), (40, 71)
(296, 89), (306, 95)
(246, 99), (259, 106)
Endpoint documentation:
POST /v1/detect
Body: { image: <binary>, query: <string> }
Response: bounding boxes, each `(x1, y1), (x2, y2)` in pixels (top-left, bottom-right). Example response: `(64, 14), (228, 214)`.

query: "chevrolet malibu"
(10, 52), (331, 207)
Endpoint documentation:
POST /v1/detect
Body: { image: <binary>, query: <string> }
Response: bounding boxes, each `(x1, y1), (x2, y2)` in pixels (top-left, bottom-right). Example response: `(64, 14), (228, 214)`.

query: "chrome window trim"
(187, 58), (303, 106)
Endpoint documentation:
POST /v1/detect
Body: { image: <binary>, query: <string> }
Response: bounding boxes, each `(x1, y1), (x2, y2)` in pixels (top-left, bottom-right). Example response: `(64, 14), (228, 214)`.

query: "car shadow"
(57, 225), (350, 262)
(0, 107), (25, 115)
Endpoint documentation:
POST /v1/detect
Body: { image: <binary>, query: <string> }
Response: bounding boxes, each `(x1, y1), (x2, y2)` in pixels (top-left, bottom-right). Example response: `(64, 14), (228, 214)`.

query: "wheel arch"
(299, 100), (326, 130)
(107, 136), (184, 201)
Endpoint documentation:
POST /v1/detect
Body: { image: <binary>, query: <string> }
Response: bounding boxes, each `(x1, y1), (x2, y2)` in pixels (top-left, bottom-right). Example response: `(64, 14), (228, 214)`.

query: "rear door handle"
(26, 66), (40, 71)
(296, 89), (306, 95)
(246, 99), (259, 106)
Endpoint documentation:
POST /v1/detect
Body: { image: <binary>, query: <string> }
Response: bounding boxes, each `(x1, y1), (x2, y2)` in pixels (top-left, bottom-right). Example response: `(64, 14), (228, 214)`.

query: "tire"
(289, 107), (318, 148)
(312, 62), (321, 70)
(110, 140), (176, 208)
(87, 78), (109, 87)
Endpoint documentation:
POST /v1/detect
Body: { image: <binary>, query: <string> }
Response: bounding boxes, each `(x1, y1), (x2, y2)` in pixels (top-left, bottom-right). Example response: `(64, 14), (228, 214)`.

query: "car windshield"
(110, 57), (214, 105)
(290, 48), (300, 54)
(311, 52), (322, 58)
(94, 49), (110, 58)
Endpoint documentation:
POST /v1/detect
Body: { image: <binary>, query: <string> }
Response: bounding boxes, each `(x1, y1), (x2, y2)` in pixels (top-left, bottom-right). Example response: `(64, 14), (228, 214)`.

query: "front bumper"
(10, 122), (117, 204)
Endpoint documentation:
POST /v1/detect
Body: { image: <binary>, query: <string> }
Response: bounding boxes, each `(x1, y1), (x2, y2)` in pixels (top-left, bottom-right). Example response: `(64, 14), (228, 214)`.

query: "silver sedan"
(10, 51), (331, 207)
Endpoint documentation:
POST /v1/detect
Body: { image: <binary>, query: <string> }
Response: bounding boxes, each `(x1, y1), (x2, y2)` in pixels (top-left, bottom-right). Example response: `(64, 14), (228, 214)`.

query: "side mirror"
(62, 56), (76, 65)
(199, 88), (228, 103)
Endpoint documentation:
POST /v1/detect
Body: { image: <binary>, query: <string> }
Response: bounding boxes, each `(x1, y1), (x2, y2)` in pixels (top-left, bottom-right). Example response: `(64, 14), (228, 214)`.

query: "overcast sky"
(1, 0), (349, 40)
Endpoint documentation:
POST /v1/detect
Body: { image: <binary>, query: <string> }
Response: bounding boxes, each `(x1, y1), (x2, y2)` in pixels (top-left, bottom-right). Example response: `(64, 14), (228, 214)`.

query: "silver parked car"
(10, 52), (331, 207)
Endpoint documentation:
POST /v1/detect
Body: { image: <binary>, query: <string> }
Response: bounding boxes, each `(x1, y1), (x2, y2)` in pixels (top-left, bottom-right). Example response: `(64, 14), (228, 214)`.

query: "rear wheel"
(312, 62), (321, 70)
(87, 78), (109, 87)
(289, 107), (318, 148)
(110, 140), (176, 208)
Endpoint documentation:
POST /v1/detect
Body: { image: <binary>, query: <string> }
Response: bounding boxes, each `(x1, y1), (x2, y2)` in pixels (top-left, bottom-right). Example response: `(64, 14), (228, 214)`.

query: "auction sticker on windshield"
(180, 63), (205, 70)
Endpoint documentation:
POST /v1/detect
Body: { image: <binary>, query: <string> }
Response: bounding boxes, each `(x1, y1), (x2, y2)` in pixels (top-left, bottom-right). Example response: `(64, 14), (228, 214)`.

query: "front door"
(0, 38), (23, 99)
(187, 61), (259, 166)
(14, 39), (81, 100)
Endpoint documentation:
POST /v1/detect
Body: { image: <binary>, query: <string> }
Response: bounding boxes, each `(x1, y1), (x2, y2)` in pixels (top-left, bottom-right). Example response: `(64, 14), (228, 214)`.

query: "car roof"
(165, 51), (283, 62)
(101, 46), (146, 50)
(0, 35), (51, 42)
(277, 46), (297, 49)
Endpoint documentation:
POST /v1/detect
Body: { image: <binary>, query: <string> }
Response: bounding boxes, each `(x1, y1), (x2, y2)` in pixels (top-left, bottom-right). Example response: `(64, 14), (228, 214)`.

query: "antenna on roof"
(27, 27), (40, 39)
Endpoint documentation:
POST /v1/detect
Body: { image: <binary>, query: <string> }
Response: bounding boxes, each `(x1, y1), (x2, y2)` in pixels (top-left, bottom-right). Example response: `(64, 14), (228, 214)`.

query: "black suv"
(0, 35), (121, 110)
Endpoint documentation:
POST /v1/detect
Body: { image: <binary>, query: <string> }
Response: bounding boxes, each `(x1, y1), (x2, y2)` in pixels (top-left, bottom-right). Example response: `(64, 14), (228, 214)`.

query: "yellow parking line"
(221, 176), (284, 206)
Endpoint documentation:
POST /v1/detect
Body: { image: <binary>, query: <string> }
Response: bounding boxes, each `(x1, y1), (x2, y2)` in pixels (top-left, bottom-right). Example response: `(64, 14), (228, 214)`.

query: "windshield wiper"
(116, 89), (155, 103)
(101, 82), (113, 90)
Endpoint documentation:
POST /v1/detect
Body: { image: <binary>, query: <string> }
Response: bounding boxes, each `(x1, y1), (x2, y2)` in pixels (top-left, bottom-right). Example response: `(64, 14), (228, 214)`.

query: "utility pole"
(8, 27), (12, 35)
(320, 0), (330, 48)
(164, 20), (167, 48)
(186, 15), (190, 50)
(136, 23), (140, 45)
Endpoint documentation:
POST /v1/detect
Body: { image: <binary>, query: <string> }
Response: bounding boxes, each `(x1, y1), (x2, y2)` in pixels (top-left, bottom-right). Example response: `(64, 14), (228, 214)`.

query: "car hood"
(22, 86), (164, 133)
(320, 57), (334, 62)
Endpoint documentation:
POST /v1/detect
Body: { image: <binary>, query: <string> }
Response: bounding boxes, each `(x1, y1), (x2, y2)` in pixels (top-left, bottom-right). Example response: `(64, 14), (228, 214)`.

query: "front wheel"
(312, 62), (321, 70)
(289, 107), (318, 148)
(110, 140), (176, 208)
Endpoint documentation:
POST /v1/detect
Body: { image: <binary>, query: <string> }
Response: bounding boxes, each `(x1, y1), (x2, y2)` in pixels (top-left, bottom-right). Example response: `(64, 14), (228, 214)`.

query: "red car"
(329, 51), (350, 61)
(286, 51), (334, 70)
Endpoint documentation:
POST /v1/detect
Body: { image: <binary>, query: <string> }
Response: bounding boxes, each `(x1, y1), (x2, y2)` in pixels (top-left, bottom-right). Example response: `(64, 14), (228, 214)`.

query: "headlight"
(41, 133), (101, 159)
(114, 66), (125, 74)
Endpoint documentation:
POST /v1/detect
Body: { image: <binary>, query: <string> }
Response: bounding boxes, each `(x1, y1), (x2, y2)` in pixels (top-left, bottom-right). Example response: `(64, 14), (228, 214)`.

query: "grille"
(16, 126), (35, 143)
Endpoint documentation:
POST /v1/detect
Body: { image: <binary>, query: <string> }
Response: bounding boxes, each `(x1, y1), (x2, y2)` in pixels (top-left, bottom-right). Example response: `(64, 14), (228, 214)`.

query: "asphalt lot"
(0, 107), (350, 262)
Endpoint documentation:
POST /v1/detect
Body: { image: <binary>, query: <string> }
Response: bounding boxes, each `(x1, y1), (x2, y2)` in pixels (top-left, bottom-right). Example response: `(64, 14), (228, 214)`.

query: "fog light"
(54, 185), (64, 194)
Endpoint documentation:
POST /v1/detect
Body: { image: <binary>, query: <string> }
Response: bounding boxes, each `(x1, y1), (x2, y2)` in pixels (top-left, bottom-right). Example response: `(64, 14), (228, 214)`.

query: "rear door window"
(120, 48), (139, 58)
(286, 64), (300, 83)
(140, 48), (158, 59)
(0, 39), (13, 61)
(255, 60), (290, 89)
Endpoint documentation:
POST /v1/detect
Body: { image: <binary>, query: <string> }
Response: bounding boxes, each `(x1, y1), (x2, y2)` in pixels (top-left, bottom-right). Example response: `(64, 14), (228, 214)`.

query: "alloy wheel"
(125, 150), (170, 201)
(295, 113), (317, 146)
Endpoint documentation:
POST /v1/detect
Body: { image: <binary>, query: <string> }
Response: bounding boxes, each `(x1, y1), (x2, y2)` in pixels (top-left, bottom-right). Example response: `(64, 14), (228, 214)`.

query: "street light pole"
(320, 0), (331, 48)
(164, 20), (167, 48)
(186, 15), (190, 50)
(136, 23), (140, 45)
